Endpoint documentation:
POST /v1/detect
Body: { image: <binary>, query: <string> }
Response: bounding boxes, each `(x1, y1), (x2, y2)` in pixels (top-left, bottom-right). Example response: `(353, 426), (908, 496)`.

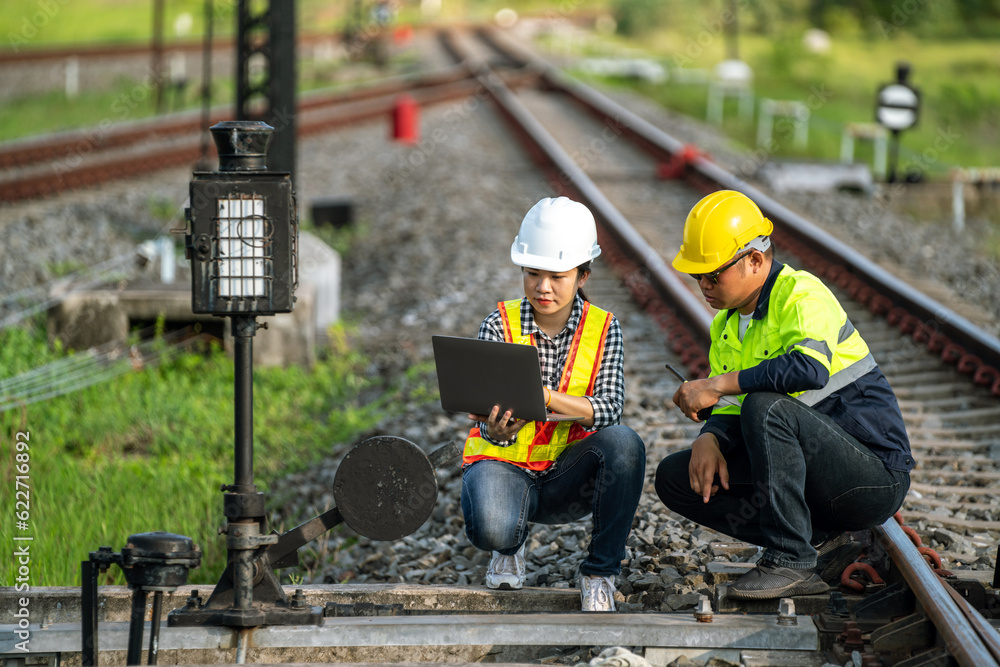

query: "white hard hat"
(510, 197), (602, 272)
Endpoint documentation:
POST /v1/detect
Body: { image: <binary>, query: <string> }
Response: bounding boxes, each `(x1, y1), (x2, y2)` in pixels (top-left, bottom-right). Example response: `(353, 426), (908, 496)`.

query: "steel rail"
(477, 27), (1000, 393)
(0, 65), (473, 173)
(464, 60), (712, 360)
(0, 69), (538, 203)
(874, 519), (999, 666)
(945, 583), (1000, 661)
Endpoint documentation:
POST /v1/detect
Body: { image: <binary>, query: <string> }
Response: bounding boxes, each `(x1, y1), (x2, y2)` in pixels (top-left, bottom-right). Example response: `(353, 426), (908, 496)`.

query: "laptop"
(431, 335), (584, 422)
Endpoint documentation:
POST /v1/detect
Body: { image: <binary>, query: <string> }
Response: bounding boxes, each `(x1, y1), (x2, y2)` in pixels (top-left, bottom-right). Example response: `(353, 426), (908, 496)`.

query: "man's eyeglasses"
(689, 251), (752, 284)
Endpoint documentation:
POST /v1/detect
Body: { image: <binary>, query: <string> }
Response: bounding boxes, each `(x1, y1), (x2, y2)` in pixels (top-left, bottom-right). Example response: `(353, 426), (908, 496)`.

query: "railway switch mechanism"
(79, 120), (455, 666)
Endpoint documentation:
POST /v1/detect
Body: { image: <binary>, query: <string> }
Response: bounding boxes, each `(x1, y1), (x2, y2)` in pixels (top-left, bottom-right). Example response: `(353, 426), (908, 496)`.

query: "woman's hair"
(576, 262), (592, 303)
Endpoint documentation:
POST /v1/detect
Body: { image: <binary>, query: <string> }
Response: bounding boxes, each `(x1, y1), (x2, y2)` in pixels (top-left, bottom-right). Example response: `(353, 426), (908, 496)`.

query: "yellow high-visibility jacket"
(704, 262), (912, 471)
(463, 298), (613, 471)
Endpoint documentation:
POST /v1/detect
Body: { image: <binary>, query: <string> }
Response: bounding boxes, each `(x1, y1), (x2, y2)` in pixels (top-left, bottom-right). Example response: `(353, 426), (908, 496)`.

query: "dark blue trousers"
(655, 392), (909, 569)
(462, 425), (646, 577)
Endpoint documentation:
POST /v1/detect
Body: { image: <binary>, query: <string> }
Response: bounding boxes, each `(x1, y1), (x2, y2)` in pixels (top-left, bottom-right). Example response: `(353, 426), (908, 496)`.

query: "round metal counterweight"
(333, 436), (438, 541)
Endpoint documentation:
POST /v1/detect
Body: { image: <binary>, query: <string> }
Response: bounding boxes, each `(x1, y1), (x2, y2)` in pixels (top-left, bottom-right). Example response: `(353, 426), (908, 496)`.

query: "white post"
(873, 134), (888, 180)
(739, 88), (754, 124)
(952, 172), (966, 234)
(707, 84), (723, 125)
(159, 236), (176, 284)
(840, 129), (854, 164)
(170, 52), (186, 84)
(757, 100), (773, 147)
(794, 107), (809, 148)
(65, 56), (80, 98)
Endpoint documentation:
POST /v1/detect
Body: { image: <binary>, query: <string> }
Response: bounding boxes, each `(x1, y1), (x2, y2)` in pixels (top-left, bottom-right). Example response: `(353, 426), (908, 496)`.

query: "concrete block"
(705, 561), (755, 585)
(310, 198), (354, 229)
(757, 161), (873, 194)
(253, 285), (316, 367)
(44, 233), (341, 367)
(297, 230), (341, 346)
(47, 290), (129, 351)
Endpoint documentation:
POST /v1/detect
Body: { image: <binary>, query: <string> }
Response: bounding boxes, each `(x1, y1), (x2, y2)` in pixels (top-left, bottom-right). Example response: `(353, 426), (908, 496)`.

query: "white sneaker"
(580, 574), (616, 612)
(485, 543), (526, 590)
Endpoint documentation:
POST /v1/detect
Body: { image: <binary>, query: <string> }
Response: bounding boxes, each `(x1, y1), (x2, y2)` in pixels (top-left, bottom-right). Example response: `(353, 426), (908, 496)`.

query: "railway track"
(2, 24), (999, 667)
(436, 25), (1000, 664)
(0, 64), (540, 203)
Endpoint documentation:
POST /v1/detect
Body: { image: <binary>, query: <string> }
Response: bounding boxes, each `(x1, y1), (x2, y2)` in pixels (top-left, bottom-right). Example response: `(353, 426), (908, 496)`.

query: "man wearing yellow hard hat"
(655, 190), (914, 600)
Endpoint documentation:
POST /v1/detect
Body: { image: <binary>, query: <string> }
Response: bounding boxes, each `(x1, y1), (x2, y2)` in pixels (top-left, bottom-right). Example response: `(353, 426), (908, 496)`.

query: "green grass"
(0, 81), (165, 142)
(0, 317), (434, 587)
(0, 0), (610, 49)
(0, 54), (398, 142)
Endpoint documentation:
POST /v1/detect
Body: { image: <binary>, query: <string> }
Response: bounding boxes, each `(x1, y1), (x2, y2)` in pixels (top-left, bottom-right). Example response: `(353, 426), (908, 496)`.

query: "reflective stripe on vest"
(709, 266), (874, 415)
(463, 299), (613, 471)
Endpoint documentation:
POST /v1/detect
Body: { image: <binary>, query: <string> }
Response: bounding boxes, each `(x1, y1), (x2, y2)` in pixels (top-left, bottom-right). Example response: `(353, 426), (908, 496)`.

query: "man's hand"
(689, 433), (729, 503)
(672, 371), (741, 422)
(673, 378), (721, 422)
(468, 405), (528, 442)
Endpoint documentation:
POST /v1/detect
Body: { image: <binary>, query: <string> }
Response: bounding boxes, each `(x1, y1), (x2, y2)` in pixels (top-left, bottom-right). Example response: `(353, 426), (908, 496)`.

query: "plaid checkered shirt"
(476, 294), (625, 446)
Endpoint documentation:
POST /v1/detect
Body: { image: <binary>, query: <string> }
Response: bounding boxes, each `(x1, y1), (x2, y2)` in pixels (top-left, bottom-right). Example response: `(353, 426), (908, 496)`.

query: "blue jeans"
(655, 392), (909, 569)
(461, 425), (645, 577)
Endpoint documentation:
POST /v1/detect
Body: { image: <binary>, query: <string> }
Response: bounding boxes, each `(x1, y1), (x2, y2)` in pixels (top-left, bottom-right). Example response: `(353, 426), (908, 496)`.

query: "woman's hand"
(468, 405), (528, 442)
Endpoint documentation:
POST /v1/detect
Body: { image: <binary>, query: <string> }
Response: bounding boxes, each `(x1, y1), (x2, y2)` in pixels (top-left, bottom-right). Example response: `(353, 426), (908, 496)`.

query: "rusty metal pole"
(147, 590), (164, 665)
(197, 0), (215, 169)
(152, 0), (165, 114)
(125, 588), (147, 665)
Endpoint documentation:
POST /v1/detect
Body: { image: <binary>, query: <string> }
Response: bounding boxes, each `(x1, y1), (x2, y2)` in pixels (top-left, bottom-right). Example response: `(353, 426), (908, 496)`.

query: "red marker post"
(392, 94), (420, 145)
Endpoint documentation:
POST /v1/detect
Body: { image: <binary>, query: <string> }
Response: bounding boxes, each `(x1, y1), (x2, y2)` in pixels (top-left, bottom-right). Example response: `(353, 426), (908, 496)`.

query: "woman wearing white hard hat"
(460, 197), (645, 612)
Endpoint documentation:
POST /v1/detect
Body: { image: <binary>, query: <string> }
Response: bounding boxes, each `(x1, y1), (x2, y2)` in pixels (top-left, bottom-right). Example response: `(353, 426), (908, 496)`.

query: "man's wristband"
(545, 387), (552, 407)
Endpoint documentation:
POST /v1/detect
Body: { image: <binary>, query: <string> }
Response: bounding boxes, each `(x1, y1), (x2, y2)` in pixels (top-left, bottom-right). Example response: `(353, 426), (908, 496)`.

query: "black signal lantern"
(186, 120), (297, 315)
(172, 119), (304, 629)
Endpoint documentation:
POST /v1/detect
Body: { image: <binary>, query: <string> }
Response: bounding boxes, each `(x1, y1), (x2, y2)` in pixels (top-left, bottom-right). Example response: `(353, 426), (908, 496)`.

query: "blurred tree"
(953, 0), (1000, 34)
(805, 0), (1000, 37)
(613, 0), (668, 36)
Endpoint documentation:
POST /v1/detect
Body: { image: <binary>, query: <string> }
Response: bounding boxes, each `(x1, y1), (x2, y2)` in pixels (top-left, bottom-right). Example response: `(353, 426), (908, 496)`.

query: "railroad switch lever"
(168, 438), (458, 628)
(267, 438), (460, 568)
(81, 533), (201, 667)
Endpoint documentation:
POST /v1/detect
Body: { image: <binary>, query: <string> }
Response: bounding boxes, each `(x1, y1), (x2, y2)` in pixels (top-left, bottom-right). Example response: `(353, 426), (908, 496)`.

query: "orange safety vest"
(463, 298), (614, 471)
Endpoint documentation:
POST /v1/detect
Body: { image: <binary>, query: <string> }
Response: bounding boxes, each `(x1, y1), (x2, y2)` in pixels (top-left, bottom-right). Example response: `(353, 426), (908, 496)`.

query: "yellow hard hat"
(672, 190), (774, 274)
